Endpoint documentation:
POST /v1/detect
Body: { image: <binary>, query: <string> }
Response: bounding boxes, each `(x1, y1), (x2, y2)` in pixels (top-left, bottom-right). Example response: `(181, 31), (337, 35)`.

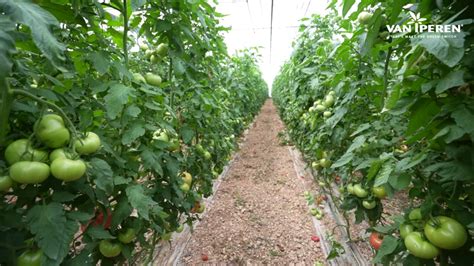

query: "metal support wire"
(269, 0), (274, 63)
(304, 0), (312, 17)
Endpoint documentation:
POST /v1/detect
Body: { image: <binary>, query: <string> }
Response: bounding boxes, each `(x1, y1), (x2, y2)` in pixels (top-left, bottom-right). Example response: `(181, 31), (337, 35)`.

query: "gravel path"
(179, 100), (325, 264)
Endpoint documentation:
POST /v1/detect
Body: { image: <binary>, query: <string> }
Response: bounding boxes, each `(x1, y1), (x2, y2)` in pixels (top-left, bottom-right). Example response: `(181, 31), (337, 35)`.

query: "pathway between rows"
(179, 100), (325, 264)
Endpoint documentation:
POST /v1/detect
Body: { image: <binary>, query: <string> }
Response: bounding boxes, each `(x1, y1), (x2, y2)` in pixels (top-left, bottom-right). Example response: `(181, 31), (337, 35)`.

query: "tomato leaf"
(374, 163), (393, 187)
(372, 235), (399, 263)
(412, 32), (465, 67)
(435, 70), (465, 94)
(86, 226), (115, 240)
(111, 196), (133, 229)
(104, 83), (134, 120)
(87, 51), (110, 75)
(0, 24), (16, 78)
(126, 184), (158, 221)
(141, 148), (163, 176)
(0, 0), (65, 68)
(342, 0), (355, 17)
(451, 104), (474, 137)
(122, 122), (145, 145)
(26, 203), (77, 263)
(89, 158), (114, 194)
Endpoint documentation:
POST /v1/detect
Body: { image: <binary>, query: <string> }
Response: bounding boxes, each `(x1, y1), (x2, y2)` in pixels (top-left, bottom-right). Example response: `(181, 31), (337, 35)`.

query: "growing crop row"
(0, 1), (267, 265)
(273, 0), (473, 264)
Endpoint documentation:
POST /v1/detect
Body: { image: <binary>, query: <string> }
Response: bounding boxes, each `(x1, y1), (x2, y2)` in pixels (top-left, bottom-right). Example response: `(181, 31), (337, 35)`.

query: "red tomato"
(369, 232), (383, 250)
(311, 235), (320, 242)
(201, 254), (209, 261)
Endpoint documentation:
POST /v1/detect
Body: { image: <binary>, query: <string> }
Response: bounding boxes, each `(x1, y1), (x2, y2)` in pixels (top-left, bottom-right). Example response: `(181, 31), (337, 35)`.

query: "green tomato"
(197, 203), (205, 213)
(144, 73), (162, 87)
(10, 161), (50, 184)
(180, 182), (190, 192)
(99, 240), (122, 258)
(17, 249), (43, 266)
(150, 54), (160, 64)
(155, 43), (169, 56)
(118, 228), (136, 244)
(74, 132), (101, 155)
(347, 183), (354, 194)
(154, 131), (169, 142)
(182, 172), (192, 185)
(35, 114), (70, 148)
(362, 200), (376, 209)
(4, 139), (48, 165)
(323, 111), (332, 118)
(319, 158), (331, 168)
(353, 184), (368, 198)
(49, 148), (70, 162)
(399, 223), (414, 239)
(168, 138), (180, 152)
(139, 44), (148, 51)
(162, 232), (172, 241)
(203, 151), (212, 160)
(315, 212), (323, 220)
(0, 176), (13, 192)
(408, 208), (422, 221)
(195, 144), (204, 153)
(314, 104), (326, 112)
(404, 232), (439, 259)
(328, 91), (335, 96)
(51, 158), (86, 182)
(176, 224), (184, 233)
(132, 73), (146, 83)
(357, 11), (373, 24)
(323, 95), (335, 107)
(144, 49), (154, 59)
(372, 186), (387, 199)
(424, 216), (467, 250)
(310, 208), (319, 216)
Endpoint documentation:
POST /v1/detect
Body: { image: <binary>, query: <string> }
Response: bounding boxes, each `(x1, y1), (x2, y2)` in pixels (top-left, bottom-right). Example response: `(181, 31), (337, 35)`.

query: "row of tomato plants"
(0, 0), (267, 265)
(273, 0), (473, 265)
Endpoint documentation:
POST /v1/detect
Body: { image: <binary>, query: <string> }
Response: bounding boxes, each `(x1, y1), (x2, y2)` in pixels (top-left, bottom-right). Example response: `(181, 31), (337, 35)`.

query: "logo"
(386, 11), (462, 38)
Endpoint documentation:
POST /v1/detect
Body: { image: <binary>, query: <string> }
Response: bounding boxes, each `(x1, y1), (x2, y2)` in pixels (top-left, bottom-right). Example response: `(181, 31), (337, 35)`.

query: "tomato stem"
(0, 79), (13, 147)
(122, 0), (129, 66)
(381, 47), (393, 111)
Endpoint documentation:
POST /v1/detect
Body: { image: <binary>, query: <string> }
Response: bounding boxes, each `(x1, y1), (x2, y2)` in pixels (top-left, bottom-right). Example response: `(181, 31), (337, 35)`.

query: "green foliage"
(0, 0), (267, 265)
(273, 1), (473, 264)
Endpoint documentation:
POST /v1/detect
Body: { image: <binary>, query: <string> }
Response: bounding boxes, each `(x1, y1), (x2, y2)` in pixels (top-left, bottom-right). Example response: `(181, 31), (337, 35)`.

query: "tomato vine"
(0, 0), (267, 265)
(273, 0), (473, 264)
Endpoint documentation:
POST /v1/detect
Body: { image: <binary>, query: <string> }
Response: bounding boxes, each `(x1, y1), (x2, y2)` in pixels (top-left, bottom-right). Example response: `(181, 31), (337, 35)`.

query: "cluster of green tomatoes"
(1, 114), (100, 190)
(346, 183), (387, 210)
(399, 208), (467, 259)
(131, 42), (169, 87)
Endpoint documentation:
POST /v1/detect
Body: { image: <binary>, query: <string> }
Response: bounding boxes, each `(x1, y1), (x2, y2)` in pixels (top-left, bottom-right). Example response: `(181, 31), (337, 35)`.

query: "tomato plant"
(0, 0), (267, 264)
(273, 0), (474, 264)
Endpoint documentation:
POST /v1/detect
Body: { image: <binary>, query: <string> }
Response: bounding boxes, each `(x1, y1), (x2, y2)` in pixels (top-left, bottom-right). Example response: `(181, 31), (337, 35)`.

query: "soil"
(179, 100), (326, 264)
